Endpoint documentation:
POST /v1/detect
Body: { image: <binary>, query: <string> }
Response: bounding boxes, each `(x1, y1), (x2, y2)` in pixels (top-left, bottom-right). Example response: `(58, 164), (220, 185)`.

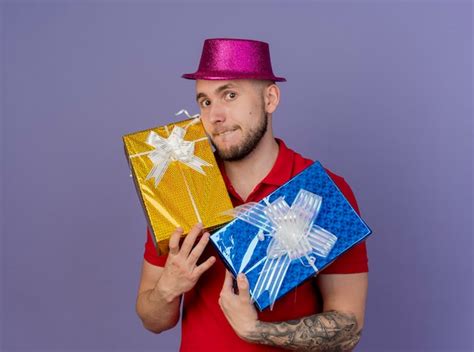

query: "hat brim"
(182, 72), (286, 82)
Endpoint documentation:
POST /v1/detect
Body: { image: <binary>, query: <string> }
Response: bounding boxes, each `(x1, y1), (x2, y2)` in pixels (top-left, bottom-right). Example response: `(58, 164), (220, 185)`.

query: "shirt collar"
(217, 138), (295, 189)
(259, 138), (294, 186)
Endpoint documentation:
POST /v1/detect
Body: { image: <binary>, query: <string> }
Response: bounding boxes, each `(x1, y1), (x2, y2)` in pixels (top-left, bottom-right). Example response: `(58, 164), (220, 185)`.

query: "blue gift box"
(210, 161), (372, 311)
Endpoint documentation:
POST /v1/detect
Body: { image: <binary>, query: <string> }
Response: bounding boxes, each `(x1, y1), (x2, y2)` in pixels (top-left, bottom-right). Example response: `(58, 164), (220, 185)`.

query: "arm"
(219, 271), (368, 352)
(136, 224), (216, 333)
(135, 261), (179, 333)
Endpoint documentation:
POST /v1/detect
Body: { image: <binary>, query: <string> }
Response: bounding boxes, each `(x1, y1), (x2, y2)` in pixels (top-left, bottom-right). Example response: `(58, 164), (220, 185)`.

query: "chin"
(215, 144), (254, 162)
(212, 137), (240, 153)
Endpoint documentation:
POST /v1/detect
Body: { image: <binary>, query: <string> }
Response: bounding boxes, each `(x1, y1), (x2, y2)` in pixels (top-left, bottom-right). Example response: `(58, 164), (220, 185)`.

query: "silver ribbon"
(226, 189), (338, 309)
(144, 126), (211, 187)
(129, 109), (211, 222)
(129, 109), (211, 187)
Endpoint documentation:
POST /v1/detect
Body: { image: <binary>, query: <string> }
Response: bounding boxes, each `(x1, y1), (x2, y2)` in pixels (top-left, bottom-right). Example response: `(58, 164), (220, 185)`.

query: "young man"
(136, 38), (369, 351)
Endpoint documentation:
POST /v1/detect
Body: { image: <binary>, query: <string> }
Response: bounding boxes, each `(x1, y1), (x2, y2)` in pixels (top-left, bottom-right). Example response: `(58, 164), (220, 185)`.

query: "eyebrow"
(196, 83), (238, 102)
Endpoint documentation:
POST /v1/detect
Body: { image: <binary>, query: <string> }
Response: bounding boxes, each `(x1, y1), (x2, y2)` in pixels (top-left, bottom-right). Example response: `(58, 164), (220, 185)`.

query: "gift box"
(123, 114), (234, 255)
(210, 161), (372, 311)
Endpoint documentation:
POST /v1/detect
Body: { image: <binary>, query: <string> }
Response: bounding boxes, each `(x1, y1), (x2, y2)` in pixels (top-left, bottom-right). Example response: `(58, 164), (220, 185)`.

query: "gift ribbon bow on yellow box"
(129, 110), (212, 223)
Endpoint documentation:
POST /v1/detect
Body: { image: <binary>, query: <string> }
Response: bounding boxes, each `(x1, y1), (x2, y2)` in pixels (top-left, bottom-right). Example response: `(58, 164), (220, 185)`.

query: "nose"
(207, 101), (226, 125)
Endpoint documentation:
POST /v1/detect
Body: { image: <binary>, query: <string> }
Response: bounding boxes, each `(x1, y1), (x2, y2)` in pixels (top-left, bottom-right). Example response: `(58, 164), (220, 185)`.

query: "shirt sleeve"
(319, 174), (369, 274)
(144, 227), (168, 267)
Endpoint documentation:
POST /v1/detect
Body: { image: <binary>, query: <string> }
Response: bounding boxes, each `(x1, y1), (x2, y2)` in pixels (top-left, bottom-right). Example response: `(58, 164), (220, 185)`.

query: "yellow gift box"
(123, 114), (234, 255)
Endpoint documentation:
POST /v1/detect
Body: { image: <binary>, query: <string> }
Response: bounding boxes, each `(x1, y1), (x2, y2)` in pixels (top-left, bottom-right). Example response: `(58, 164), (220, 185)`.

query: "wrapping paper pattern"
(210, 161), (372, 311)
(123, 117), (233, 255)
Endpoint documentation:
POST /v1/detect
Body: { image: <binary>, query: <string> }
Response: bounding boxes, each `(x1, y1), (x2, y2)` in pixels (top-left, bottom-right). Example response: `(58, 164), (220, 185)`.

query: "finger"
(168, 227), (183, 255)
(193, 255), (216, 278)
(180, 223), (203, 257)
(236, 273), (251, 303)
(187, 231), (210, 265)
(220, 269), (234, 295)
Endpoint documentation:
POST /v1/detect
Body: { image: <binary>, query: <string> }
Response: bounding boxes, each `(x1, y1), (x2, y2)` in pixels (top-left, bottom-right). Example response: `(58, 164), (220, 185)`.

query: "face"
(195, 79), (269, 161)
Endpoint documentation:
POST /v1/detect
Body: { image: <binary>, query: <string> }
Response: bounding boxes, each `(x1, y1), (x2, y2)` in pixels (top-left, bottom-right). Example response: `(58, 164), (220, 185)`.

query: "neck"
(223, 132), (279, 201)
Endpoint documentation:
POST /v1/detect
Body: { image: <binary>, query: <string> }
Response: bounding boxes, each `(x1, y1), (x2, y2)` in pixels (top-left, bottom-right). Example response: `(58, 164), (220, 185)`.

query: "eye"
(200, 99), (211, 108)
(225, 91), (237, 100)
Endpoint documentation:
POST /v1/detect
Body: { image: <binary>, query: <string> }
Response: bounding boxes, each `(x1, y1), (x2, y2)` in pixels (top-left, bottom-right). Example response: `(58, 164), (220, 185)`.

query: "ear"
(263, 83), (280, 114)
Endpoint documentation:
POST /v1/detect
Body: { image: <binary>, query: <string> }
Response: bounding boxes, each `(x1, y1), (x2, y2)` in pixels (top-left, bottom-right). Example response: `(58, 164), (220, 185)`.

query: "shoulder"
(289, 146), (346, 188)
(324, 167), (346, 189)
(287, 144), (360, 214)
(280, 140), (313, 175)
(324, 167), (360, 215)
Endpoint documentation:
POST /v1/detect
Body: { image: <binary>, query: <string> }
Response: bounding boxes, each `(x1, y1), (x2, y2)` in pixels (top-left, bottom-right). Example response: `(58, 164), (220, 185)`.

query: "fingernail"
(238, 273), (245, 280)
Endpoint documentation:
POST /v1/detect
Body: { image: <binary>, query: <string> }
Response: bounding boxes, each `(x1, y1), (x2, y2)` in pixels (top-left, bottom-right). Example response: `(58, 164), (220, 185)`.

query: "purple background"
(1, 1), (472, 351)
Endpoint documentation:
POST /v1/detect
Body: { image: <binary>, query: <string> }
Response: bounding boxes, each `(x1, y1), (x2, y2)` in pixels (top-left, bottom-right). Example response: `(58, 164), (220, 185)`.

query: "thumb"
(236, 273), (251, 303)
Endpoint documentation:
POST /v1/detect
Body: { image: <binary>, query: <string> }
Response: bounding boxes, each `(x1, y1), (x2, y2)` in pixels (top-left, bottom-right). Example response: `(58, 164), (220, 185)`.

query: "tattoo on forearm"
(246, 310), (361, 352)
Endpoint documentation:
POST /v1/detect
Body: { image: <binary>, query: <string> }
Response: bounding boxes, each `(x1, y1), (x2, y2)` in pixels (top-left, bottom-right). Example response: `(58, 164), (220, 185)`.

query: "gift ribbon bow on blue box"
(225, 189), (338, 309)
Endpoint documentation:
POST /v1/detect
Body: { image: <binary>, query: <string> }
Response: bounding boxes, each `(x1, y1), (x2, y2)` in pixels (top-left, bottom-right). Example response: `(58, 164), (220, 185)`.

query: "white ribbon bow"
(129, 109), (211, 187)
(128, 109), (211, 223)
(145, 126), (211, 187)
(227, 189), (338, 308)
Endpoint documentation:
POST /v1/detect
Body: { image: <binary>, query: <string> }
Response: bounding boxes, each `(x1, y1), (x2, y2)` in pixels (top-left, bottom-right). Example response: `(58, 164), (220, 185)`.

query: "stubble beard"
(212, 110), (268, 162)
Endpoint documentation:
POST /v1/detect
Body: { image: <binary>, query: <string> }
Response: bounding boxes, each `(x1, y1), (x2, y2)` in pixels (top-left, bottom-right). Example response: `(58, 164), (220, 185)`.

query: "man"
(136, 38), (369, 351)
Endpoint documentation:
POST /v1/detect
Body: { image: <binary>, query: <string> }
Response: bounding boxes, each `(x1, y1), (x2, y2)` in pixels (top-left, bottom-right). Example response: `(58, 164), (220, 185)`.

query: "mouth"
(214, 127), (239, 137)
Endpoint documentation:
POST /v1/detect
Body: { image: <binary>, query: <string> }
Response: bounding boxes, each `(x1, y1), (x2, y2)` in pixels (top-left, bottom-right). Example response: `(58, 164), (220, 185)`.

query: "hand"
(154, 223), (216, 302)
(219, 270), (259, 341)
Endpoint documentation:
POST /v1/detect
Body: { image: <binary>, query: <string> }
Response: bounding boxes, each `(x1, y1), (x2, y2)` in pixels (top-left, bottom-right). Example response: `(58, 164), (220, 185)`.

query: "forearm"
(136, 281), (181, 334)
(136, 225), (216, 334)
(244, 310), (362, 352)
